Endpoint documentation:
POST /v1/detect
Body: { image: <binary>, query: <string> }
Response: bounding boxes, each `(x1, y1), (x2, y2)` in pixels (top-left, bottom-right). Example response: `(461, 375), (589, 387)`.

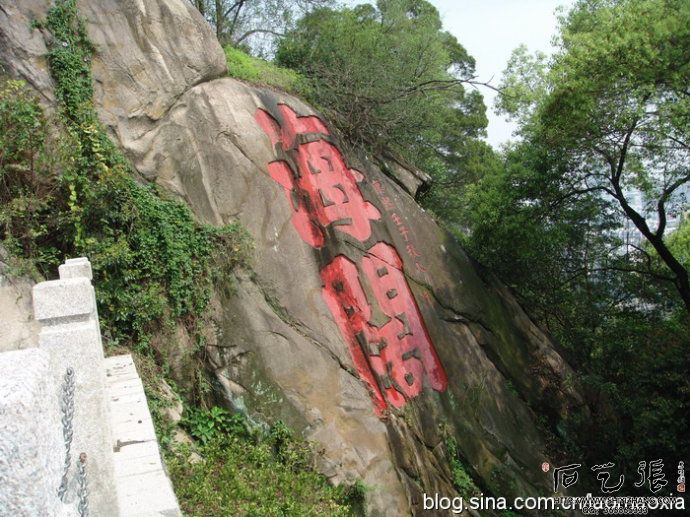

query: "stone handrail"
(1, 258), (119, 516)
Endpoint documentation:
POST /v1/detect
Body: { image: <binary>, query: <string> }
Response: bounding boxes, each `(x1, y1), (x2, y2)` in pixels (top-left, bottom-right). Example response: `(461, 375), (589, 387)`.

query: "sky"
(430, 0), (572, 148)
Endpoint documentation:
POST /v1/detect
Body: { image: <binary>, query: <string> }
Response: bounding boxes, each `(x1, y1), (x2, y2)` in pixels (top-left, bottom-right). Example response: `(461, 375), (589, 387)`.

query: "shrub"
(182, 406), (251, 445)
(446, 436), (481, 499)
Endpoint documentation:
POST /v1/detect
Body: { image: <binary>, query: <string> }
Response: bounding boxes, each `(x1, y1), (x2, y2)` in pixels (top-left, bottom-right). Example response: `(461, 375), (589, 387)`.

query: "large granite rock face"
(1, 0), (586, 514)
(0, 0), (54, 104)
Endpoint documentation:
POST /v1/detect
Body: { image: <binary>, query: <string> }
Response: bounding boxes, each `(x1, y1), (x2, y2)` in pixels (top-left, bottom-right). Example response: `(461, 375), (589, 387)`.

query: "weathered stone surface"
(79, 0), (227, 149)
(33, 277), (95, 322)
(105, 354), (181, 517)
(376, 154), (432, 198)
(58, 257), (93, 281)
(96, 72), (584, 511)
(0, 247), (40, 353)
(0, 348), (63, 517)
(207, 271), (410, 515)
(0, 0), (54, 105)
(1, 1), (587, 514)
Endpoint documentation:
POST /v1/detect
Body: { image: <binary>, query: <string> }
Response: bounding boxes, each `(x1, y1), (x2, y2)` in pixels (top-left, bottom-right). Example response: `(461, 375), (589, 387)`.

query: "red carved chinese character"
(255, 104), (329, 150)
(256, 106), (381, 248)
(371, 180), (385, 195)
(406, 244), (422, 259)
(320, 254), (388, 414)
(321, 242), (447, 414)
(381, 196), (395, 211)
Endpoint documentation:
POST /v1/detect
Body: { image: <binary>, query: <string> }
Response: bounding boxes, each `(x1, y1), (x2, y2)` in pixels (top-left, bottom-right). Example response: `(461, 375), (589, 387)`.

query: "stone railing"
(0, 257), (177, 516)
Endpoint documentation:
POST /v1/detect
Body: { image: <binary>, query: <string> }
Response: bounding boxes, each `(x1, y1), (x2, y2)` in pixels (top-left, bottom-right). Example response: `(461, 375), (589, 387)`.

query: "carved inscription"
(256, 104), (447, 414)
(321, 242), (448, 415)
(256, 105), (380, 247)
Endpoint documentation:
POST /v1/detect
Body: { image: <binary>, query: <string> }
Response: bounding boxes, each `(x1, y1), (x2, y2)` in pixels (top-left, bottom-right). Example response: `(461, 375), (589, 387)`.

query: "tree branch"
(235, 28), (286, 44)
(657, 171), (690, 236)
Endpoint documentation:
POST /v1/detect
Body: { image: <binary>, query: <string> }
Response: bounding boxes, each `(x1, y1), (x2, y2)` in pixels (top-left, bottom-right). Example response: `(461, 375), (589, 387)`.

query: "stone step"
(104, 354), (181, 517)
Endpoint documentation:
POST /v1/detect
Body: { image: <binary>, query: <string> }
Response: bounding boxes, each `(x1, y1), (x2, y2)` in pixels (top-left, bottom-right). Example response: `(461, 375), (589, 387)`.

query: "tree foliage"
(497, 0), (690, 310)
(275, 0), (488, 168)
(462, 0), (690, 476)
(191, 0), (333, 50)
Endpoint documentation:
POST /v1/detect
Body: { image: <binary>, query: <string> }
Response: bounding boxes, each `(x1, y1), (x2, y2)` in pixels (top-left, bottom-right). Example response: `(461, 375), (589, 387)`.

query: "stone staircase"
(106, 355), (179, 517)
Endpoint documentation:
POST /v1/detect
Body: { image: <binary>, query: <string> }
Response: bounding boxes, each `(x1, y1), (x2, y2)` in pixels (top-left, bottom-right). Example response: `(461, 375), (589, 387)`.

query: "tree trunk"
(195, 0), (206, 17)
(618, 192), (690, 312)
(609, 130), (690, 312)
(215, 0), (223, 41)
(646, 232), (690, 312)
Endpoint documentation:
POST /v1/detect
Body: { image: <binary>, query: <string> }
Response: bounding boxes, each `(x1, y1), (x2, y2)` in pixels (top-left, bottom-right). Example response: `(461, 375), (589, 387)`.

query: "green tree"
(497, 0), (690, 311)
(462, 141), (627, 331)
(275, 0), (488, 167)
(460, 0), (690, 478)
(191, 0), (332, 49)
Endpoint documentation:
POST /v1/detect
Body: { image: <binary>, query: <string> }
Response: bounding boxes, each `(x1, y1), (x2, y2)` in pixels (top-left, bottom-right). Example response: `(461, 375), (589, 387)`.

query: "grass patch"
(225, 46), (309, 97)
(167, 419), (365, 516)
(134, 354), (366, 516)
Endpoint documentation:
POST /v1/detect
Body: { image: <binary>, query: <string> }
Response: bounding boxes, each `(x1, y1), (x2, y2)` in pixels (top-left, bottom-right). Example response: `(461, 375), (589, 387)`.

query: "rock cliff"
(0, 0), (586, 514)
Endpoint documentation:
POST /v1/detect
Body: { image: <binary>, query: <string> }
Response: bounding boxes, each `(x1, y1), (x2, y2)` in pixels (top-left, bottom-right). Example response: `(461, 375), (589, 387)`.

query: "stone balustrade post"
(32, 257), (120, 516)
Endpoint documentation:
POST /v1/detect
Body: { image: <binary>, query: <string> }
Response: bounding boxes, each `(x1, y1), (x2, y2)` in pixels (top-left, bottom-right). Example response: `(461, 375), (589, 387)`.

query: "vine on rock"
(2, 0), (252, 360)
